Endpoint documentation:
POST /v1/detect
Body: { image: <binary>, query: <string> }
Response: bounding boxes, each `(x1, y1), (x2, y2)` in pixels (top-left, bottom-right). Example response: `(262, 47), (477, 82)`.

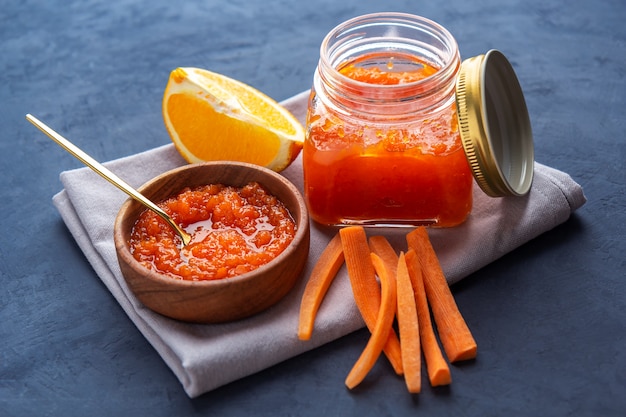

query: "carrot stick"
(298, 232), (345, 341)
(405, 249), (451, 386)
(368, 235), (399, 277)
(339, 226), (403, 375)
(345, 252), (397, 389)
(395, 252), (421, 393)
(406, 227), (477, 362)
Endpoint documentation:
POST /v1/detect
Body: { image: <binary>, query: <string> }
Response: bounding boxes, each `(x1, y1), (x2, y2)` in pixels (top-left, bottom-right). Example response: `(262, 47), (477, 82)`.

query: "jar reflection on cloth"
(303, 13), (473, 227)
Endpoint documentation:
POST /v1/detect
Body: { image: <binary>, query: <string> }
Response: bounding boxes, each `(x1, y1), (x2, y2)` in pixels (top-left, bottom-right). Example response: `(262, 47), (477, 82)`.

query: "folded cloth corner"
(51, 90), (586, 397)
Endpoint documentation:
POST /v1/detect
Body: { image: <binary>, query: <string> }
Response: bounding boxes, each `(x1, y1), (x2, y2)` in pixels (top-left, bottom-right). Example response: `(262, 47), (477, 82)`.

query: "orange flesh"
(304, 54), (473, 226)
(129, 182), (296, 281)
(167, 93), (282, 165)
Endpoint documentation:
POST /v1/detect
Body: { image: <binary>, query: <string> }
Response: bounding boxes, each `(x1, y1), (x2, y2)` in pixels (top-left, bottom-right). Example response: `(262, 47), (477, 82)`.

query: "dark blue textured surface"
(1, 0), (625, 415)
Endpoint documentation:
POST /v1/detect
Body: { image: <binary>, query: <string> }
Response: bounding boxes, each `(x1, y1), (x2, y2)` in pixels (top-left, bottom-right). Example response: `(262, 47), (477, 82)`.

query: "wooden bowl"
(113, 161), (310, 323)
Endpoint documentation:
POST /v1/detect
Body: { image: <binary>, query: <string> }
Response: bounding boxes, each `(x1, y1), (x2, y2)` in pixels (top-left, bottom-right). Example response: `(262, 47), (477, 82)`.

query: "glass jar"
(303, 13), (473, 227)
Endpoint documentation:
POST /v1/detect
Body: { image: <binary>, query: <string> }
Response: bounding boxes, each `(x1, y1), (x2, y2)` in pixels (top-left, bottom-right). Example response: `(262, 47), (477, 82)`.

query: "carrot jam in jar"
(304, 13), (473, 227)
(129, 182), (296, 281)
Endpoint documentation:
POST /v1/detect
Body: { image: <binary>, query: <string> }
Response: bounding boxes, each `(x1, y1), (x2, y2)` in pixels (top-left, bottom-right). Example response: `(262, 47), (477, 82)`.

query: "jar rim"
(319, 12), (460, 99)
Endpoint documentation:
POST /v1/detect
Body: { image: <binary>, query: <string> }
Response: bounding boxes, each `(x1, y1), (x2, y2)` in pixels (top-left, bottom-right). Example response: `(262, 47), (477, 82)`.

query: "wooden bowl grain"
(113, 161), (310, 323)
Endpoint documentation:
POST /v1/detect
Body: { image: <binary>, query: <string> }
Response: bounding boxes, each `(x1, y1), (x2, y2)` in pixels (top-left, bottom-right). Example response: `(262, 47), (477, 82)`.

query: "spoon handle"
(26, 114), (191, 246)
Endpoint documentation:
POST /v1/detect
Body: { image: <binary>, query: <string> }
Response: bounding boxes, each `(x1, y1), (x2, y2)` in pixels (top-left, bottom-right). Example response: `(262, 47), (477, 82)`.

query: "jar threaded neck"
(316, 13), (461, 118)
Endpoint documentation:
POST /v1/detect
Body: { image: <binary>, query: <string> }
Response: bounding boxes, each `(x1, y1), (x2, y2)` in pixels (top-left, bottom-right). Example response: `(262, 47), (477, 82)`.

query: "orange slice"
(162, 67), (304, 172)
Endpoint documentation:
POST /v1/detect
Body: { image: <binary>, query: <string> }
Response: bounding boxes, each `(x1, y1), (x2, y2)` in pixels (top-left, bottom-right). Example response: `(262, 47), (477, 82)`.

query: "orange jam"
(129, 182), (296, 281)
(304, 54), (473, 227)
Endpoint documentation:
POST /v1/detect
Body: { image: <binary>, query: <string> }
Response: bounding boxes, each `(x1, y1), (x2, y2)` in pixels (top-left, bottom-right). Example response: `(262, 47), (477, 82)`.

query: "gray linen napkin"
(52, 90), (586, 397)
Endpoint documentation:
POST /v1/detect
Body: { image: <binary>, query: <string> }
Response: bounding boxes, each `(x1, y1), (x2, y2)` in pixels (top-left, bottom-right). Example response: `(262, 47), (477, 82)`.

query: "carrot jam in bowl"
(114, 162), (310, 323)
(130, 182), (296, 281)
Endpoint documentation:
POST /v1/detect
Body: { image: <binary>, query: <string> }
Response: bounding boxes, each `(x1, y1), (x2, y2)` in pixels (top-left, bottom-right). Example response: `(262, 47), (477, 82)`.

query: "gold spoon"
(26, 114), (192, 246)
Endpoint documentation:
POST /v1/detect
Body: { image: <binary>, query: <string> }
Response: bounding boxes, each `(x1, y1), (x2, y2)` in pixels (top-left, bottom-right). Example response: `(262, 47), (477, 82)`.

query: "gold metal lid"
(456, 49), (534, 197)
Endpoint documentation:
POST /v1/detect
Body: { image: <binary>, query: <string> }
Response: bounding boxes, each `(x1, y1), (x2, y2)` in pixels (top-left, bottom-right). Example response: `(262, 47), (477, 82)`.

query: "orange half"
(163, 67), (304, 172)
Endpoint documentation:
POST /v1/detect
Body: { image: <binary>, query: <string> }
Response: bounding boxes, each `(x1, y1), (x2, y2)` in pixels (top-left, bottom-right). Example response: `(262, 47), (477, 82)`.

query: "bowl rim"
(113, 161), (310, 288)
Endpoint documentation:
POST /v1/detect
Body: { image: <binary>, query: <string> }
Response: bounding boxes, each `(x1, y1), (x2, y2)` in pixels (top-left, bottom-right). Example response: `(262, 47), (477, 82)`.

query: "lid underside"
(456, 49), (534, 197)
